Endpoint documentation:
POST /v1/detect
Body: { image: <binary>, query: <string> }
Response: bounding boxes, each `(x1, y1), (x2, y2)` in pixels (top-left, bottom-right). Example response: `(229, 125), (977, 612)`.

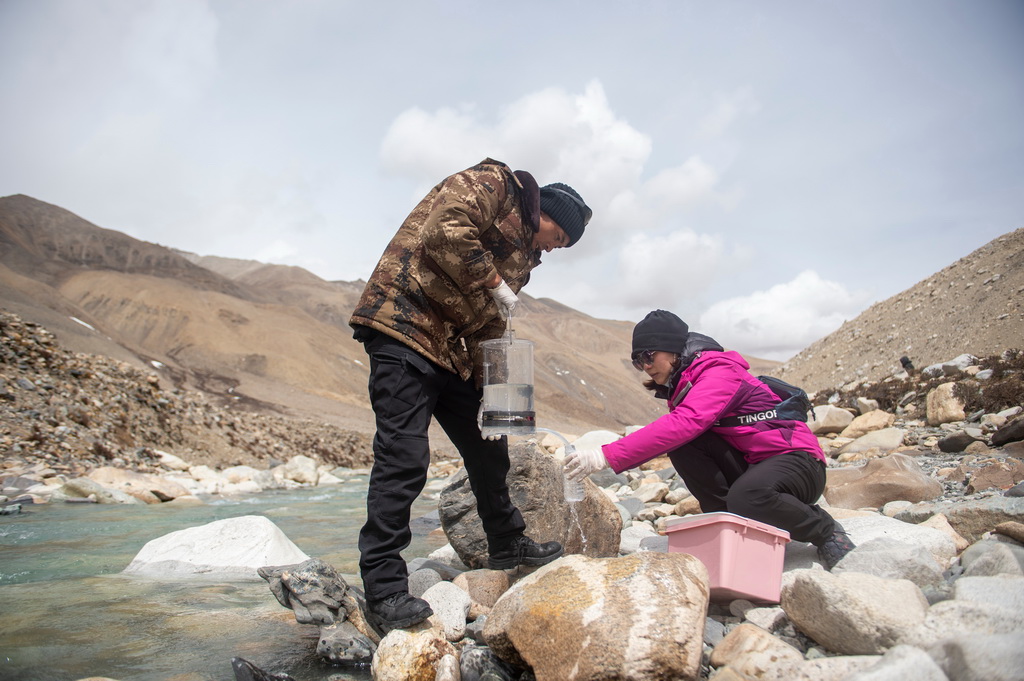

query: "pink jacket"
(602, 350), (825, 473)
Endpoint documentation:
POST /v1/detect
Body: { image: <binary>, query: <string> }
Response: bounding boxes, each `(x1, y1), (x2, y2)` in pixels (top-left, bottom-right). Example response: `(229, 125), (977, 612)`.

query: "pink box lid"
(663, 511), (791, 541)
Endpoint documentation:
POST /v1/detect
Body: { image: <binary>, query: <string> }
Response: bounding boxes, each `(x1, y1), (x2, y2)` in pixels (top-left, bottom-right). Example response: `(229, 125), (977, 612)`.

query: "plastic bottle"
(563, 443), (585, 502)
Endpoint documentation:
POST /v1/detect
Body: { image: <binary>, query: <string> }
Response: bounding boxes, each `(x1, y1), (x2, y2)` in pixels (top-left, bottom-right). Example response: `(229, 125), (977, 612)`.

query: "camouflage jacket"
(349, 158), (542, 382)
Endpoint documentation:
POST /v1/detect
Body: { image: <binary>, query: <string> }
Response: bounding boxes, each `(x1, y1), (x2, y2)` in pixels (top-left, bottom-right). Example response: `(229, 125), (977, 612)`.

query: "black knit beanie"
(632, 310), (690, 357)
(539, 182), (591, 247)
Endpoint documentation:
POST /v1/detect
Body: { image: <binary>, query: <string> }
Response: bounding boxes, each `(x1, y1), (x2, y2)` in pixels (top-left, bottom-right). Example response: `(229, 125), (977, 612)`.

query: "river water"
(0, 475), (448, 681)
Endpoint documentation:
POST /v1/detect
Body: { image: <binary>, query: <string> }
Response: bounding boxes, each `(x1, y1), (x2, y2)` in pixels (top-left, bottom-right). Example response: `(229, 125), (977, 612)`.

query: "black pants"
(669, 431), (834, 545)
(356, 331), (525, 601)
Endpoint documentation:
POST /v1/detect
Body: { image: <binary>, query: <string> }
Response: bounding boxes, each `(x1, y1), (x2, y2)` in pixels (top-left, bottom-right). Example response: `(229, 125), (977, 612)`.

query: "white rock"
(122, 515), (309, 579)
(156, 450), (191, 471)
(280, 455), (319, 484)
(316, 471), (343, 486)
(221, 465), (261, 484)
(423, 581), (471, 642)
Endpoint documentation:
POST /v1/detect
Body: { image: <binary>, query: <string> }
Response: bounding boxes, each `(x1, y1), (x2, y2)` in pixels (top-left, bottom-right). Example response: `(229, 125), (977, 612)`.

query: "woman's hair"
(643, 353), (682, 392)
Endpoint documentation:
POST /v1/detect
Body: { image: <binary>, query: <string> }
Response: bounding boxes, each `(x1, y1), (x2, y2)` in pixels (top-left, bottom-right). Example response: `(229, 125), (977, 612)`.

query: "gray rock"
(842, 644), (948, 681)
(781, 569), (929, 655)
(937, 431), (980, 453)
(703, 616), (727, 646)
(953, 575), (1024, 610)
(460, 644), (517, 681)
(960, 540), (1024, 577)
(837, 515), (957, 569)
(637, 535), (668, 552)
(422, 580), (471, 642)
(897, 600), (1024, 648)
(835, 537), (945, 588)
(894, 496), (1024, 543)
(991, 418), (1024, 447)
(231, 657), (295, 681)
(438, 441), (622, 568)
(617, 495), (645, 518)
(316, 620), (376, 664)
(408, 567), (442, 598)
(619, 522), (658, 554)
(927, 632), (1024, 681)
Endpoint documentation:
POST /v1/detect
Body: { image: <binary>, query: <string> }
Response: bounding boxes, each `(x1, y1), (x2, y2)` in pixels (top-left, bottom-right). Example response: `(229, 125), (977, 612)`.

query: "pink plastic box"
(664, 512), (791, 603)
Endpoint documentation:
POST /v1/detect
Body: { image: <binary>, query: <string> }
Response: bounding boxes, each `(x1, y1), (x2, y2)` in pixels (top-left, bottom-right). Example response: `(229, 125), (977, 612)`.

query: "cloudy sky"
(2, 1), (1021, 361)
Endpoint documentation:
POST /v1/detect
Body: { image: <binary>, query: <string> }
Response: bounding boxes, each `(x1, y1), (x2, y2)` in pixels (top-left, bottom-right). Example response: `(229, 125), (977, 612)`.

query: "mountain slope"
(0, 195), (675, 438)
(772, 227), (1024, 394)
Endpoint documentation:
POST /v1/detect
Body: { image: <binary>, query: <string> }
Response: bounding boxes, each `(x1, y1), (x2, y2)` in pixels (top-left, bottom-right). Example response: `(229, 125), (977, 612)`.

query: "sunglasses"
(631, 349), (657, 371)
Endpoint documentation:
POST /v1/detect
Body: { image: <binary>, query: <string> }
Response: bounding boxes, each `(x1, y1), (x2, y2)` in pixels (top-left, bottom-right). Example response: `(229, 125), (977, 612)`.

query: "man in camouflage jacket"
(349, 158), (591, 633)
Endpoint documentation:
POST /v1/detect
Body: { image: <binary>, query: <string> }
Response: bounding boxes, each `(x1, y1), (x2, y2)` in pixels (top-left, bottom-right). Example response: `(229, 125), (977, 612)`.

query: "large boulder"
(926, 382), (966, 426)
(370, 626), (456, 681)
(484, 552), (709, 681)
(438, 441), (622, 569)
(88, 466), (191, 503)
(59, 477), (144, 504)
(122, 515), (309, 579)
(781, 569), (929, 655)
(809, 405), (854, 435)
(840, 410), (896, 439)
(824, 453), (943, 509)
(894, 496), (1024, 543)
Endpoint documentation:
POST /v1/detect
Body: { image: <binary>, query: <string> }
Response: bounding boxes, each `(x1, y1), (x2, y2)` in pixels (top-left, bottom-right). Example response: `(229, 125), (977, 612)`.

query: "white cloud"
(615, 230), (725, 309)
(379, 79), (651, 215)
(697, 270), (869, 361)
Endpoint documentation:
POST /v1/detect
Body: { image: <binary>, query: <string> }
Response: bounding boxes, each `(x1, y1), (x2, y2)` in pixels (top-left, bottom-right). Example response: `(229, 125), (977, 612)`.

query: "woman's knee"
(725, 483), (775, 516)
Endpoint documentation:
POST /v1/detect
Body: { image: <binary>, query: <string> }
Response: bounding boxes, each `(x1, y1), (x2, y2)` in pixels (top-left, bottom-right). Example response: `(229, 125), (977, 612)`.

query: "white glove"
(487, 279), (519, 318)
(564, 448), (608, 482)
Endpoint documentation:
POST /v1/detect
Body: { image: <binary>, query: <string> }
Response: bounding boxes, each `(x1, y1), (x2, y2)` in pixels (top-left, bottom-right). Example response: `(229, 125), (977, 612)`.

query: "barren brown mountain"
(0, 195), (705, 446)
(772, 227), (1024, 395)
(2, 193), (1020, 445)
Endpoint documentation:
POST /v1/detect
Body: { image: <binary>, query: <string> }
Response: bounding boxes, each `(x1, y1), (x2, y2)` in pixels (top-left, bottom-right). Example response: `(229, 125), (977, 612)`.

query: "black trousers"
(668, 431), (834, 545)
(357, 331), (525, 601)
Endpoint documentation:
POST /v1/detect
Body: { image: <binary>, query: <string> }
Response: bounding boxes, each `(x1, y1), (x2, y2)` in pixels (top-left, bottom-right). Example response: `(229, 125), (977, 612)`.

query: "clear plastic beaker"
(480, 333), (535, 437)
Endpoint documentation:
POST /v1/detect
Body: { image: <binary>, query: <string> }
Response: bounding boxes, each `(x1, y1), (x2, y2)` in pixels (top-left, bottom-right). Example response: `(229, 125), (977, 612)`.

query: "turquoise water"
(0, 478), (447, 681)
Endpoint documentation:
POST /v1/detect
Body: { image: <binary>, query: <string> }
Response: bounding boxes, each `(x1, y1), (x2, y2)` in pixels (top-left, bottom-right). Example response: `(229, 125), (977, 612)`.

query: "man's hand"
(565, 448), (608, 482)
(487, 279), (519, 318)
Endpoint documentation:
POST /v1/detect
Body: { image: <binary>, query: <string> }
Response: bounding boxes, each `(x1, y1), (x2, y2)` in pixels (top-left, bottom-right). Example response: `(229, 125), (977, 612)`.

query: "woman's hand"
(564, 448), (608, 481)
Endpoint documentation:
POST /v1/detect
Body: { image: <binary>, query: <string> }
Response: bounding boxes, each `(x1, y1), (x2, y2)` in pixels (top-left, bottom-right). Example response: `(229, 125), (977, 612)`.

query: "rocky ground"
(0, 310), (377, 480)
(3, 310), (1024, 681)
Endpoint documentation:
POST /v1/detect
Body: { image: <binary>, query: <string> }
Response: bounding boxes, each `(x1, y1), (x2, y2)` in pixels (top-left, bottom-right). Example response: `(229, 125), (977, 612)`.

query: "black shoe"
(365, 591), (433, 633)
(817, 527), (856, 569)
(488, 535), (564, 570)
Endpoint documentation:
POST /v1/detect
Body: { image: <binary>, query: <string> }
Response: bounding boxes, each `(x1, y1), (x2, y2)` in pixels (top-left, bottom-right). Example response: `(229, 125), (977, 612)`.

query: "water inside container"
(480, 383), (535, 436)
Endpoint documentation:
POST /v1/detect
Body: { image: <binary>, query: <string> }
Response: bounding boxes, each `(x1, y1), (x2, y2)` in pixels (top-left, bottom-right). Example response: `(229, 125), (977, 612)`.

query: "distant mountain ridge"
(5, 193), (1018, 437)
(0, 194), (709, 440)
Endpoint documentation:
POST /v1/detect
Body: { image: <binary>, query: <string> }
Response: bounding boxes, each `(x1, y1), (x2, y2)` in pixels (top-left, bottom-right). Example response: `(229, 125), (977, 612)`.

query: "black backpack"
(716, 375), (813, 427)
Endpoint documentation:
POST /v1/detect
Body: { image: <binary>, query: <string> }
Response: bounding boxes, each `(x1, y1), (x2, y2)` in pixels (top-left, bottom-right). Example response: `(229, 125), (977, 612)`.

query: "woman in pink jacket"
(565, 310), (855, 569)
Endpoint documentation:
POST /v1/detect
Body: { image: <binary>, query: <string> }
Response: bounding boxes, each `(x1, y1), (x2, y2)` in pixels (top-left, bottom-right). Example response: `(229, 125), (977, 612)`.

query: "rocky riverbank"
(4, 310), (1024, 681)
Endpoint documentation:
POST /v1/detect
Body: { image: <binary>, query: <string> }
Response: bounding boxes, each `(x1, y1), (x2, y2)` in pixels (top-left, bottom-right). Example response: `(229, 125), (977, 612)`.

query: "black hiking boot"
(816, 527), (856, 569)
(365, 591), (433, 634)
(488, 535), (564, 570)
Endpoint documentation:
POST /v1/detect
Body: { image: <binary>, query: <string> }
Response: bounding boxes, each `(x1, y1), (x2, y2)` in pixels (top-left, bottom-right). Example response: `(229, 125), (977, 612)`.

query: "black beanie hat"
(632, 310), (689, 357)
(539, 182), (591, 247)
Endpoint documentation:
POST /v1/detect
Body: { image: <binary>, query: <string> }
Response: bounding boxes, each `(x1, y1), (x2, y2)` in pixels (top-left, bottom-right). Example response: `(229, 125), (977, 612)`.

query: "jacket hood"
(653, 332), (724, 399)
